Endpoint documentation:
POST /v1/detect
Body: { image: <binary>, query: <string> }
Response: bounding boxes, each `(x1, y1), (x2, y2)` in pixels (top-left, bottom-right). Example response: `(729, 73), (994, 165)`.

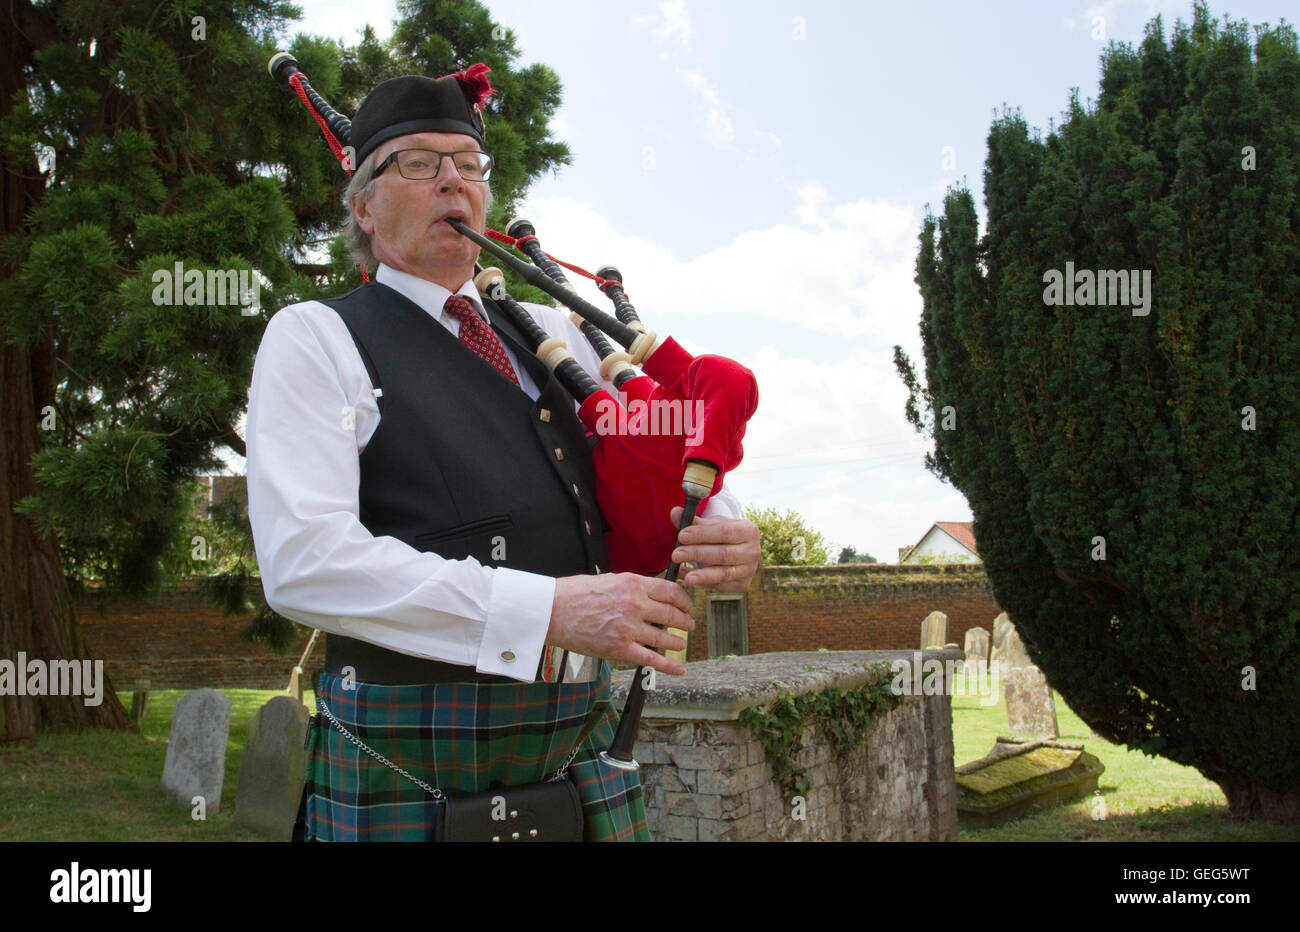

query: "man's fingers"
(645, 577), (694, 617)
(634, 646), (686, 677)
(638, 622), (686, 654)
(675, 515), (753, 545)
(645, 597), (694, 632)
(682, 565), (738, 589)
(673, 543), (741, 566)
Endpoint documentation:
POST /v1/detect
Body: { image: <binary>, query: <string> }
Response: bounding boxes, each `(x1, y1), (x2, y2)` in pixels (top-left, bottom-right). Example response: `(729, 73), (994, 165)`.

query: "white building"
(899, 521), (980, 564)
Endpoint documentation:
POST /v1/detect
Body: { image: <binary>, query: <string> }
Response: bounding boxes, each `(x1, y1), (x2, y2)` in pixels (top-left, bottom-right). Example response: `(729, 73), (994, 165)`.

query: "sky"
(252, 0), (1295, 562)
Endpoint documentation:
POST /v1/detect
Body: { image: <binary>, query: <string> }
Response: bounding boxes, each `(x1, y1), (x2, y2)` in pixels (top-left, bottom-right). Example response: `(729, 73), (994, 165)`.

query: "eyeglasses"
(373, 148), (494, 182)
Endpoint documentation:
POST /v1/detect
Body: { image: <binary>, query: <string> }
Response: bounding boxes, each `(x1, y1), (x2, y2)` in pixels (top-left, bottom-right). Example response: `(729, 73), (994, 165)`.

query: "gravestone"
(920, 611), (949, 650)
(287, 665), (304, 703)
(964, 627), (990, 665)
(235, 696), (311, 840)
(130, 679), (151, 729)
(1003, 665), (1059, 737)
(999, 624), (1035, 670)
(990, 612), (1013, 669)
(161, 688), (232, 811)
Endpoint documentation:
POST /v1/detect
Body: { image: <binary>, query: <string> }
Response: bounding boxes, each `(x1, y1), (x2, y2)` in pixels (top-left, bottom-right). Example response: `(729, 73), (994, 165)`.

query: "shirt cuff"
(475, 568), (556, 682)
(701, 484), (741, 519)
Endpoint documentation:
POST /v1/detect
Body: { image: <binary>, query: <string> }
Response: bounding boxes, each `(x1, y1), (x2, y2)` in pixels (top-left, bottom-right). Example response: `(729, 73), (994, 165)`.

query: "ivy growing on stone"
(739, 663), (903, 801)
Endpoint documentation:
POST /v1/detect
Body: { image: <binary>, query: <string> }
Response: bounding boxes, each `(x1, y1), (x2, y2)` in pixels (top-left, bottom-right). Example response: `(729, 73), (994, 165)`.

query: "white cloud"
(514, 190), (969, 560)
(548, 107), (569, 139)
(1062, 0), (1192, 36)
(517, 190), (922, 347)
(634, 0), (694, 48)
(682, 69), (735, 148)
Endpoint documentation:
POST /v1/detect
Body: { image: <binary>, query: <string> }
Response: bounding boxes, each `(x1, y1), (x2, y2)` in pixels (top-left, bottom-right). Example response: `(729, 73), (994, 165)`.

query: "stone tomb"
(161, 687), (232, 811)
(956, 737), (1104, 828)
(234, 695), (311, 840)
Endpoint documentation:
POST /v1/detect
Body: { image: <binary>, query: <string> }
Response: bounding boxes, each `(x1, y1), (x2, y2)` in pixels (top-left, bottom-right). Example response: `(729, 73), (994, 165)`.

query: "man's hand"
(669, 506), (761, 593)
(549, 574), (696, 676)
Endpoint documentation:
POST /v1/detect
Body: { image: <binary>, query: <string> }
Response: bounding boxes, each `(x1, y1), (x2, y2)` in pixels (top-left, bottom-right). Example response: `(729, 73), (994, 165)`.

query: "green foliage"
(742, 505), (831, 565)
(739, 666), (904, 800)
(895, 3), (1300, 811)
(906, 552), (976, 565)
(4, 0), (573, 623)
(837, 546), (877, 564)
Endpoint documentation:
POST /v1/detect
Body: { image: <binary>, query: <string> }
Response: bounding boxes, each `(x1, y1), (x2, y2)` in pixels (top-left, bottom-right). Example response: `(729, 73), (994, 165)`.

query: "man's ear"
(352, 193), (376, 236)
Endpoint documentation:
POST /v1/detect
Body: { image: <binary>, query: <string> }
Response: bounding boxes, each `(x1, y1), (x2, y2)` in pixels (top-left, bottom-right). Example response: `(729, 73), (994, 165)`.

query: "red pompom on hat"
(449, 63), (495, 111)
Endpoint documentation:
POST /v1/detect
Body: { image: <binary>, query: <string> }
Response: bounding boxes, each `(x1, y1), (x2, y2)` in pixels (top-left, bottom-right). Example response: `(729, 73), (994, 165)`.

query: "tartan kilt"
(296, 661), (649, 842)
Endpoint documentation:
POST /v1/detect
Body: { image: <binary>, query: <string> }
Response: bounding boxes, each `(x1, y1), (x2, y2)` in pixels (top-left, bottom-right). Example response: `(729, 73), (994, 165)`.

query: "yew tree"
(896, 4), (1299, 819)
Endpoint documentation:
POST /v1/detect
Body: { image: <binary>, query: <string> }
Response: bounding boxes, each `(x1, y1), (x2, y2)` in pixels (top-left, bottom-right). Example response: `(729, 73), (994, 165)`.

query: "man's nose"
(434, 154), (464, 191)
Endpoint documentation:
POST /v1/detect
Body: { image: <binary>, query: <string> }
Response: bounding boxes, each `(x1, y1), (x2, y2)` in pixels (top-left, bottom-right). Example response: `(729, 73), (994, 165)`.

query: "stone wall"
(614, 650), (959, 841)
(687, 564), (1002, 660)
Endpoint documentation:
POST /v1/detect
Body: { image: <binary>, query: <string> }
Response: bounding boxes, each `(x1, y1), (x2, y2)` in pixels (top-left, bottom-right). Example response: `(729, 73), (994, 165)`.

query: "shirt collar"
(375, 263), (488, 324)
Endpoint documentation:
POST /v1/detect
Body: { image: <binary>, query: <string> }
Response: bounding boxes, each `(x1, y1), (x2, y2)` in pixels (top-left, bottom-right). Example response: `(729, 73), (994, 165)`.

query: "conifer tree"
(896, 4), (1300, 819)
(0, 0), (569, 739)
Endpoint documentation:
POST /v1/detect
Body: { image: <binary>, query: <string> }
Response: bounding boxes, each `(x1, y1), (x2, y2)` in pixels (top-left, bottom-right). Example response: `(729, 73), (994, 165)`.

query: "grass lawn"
(1, 680), (1296, 841)
(0, 688), (315, 842)
(951, 672), (1300, 841)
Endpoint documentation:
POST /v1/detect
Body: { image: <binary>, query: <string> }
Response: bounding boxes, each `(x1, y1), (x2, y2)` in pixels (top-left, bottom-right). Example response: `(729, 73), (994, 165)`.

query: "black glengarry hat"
(351, 63), (495, 166)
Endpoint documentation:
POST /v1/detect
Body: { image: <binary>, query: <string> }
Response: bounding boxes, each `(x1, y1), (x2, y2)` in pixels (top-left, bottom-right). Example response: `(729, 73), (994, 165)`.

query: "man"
(246, 66), (759, 841)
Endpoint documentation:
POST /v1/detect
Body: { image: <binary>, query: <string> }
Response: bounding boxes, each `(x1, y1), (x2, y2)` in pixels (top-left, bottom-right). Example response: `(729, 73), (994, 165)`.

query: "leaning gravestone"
(999, 624), (1035, 670)
(1003, 665), (1059, 737)
(235, 696), (311, 840)
(989, 612), (1013, 669)
(920, 611), (949, 650)
(161, 688), (232, 812)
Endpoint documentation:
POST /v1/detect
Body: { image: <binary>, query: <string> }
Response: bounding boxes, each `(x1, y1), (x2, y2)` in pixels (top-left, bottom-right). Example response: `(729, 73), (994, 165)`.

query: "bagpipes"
(268, 52), (759, 768)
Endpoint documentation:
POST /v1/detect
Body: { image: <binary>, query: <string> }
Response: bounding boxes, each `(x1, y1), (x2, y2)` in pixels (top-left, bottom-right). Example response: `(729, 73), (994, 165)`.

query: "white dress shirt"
(246, 263), (740, 683)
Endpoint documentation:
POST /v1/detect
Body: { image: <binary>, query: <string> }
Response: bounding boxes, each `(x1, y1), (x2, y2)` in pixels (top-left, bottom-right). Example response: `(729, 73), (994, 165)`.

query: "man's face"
(352, 131), (488, 289)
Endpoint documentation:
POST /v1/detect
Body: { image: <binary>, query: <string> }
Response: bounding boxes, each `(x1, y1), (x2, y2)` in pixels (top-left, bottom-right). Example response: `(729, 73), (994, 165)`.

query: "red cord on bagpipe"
(287, 72), (371, 283)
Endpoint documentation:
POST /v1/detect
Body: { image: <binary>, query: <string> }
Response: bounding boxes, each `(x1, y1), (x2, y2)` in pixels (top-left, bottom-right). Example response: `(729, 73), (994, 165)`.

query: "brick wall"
(75, 581), (315, 691)
(74, 564), (1001, 690)
(687, 563), (1003, 661)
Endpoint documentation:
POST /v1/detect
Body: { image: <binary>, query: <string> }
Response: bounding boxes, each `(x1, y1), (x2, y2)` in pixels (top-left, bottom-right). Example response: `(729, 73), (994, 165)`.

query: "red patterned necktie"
(445, 294), (564, 678)
(444, 295), (520, 387)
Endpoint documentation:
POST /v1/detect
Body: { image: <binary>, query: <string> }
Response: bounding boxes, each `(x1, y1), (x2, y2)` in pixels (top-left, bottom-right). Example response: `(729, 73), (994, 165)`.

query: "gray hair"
(343, 147), (494, 276)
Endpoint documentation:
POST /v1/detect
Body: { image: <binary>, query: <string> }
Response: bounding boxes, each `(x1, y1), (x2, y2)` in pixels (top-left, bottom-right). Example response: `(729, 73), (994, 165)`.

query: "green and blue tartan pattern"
(300, 662), (649, 841)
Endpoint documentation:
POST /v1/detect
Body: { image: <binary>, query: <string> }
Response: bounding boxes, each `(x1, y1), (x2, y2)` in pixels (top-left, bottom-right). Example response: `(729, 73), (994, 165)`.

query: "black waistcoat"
(319, 281), (609, 683)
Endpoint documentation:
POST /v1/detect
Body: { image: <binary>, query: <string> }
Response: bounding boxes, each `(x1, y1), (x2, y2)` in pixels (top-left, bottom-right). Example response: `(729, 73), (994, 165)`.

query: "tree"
(895, 3), (1300, 819)
(743, 506), (830, 565)
(0, 0), (570, 741)
(837, 546), (877, 564)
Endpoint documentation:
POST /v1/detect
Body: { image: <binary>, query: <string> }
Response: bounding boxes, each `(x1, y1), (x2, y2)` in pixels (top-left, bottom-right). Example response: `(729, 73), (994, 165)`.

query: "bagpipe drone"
(268, 53), (759, 769)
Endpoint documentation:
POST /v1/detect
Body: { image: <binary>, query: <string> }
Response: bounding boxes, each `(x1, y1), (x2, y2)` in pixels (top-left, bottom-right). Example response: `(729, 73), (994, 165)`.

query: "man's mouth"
(438, 210), (469, 226)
